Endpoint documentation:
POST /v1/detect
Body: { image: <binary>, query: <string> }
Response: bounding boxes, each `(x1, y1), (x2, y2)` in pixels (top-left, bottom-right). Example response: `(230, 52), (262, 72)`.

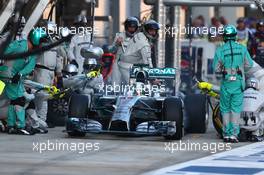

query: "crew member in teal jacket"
(0, 28), (47, 135)
(213, 25), (253, 142)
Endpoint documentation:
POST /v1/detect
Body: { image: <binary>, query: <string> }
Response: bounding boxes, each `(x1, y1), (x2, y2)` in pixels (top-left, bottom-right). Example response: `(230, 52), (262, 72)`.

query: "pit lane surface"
(0, 126), (251, 175)
(144, 141), (264, 175)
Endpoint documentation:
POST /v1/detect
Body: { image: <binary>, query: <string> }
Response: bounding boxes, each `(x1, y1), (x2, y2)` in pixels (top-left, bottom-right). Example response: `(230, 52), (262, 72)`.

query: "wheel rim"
(212, 103), (223, 135)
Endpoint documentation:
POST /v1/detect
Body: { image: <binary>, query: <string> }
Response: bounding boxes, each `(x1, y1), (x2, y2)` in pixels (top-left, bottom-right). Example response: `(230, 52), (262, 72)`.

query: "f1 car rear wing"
(130, 64), (176, 80)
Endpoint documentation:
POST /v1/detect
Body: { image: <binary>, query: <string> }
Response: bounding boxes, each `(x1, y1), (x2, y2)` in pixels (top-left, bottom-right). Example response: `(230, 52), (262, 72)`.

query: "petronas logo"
(148, 68), (176, 76)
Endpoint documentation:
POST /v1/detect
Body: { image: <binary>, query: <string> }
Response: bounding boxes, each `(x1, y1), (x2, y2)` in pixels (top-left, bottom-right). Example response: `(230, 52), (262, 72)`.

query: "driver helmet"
(236, 17), (245, 24)
(143, 20), (160, 41)
(124, 17), (139, 37)
(62, 64), (78, 78)
(257, 19), (264, 33)
(135, 71), (148, 84)
(246, 77), (259, 90)
(83, 58), (99, 73)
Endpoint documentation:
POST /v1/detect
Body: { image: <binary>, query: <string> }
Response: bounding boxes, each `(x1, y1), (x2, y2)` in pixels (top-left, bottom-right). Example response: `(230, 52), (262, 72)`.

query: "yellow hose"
(0, 80), (6, 95)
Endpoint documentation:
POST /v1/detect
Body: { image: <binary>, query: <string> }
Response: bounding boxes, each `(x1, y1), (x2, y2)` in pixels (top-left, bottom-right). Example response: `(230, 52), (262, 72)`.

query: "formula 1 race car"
(66, 64), (209, 140)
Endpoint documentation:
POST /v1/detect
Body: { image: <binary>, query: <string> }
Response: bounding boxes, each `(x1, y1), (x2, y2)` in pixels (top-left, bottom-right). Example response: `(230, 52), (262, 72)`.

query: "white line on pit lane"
(143, 142), (264, 175)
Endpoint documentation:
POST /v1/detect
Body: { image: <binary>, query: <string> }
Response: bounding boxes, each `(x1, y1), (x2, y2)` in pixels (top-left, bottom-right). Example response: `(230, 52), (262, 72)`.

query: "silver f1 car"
(66, 64), (209, 140)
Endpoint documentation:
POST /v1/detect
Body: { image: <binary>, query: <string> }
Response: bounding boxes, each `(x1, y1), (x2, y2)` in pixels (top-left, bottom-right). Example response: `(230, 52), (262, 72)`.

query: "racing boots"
(31, 127), (48, 134)
(8, 127), (35, 135)
(17, 128), (32, 135)
(8, 127), (17, 134)
(0, 120), (7, 132)
(223, 136), (239, 143)
(229, 135), (239, 143)
(223, 136), (230, 142)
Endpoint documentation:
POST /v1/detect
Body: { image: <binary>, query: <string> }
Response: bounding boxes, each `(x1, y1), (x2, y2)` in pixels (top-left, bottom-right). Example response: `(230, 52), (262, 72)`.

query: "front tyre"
(163, 97), (183, 140)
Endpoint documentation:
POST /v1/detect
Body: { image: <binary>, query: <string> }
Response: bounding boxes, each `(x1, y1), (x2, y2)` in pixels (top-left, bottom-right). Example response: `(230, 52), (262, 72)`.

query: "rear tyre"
(163, 97), (183, 140)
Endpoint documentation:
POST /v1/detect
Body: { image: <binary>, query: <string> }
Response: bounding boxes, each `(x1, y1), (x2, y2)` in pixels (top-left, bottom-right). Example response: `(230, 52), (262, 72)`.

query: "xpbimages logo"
(164, 140), (232, 154)
(33, 26), (100, 37)
(99, 82), (166, 96)
(160, 24), (224, 38)
(33, 140), (100, 154)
